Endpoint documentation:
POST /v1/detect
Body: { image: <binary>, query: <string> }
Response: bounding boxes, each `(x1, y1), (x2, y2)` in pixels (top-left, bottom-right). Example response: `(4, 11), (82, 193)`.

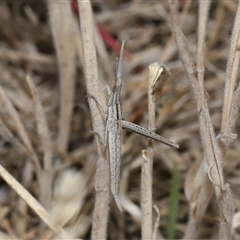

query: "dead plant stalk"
(221, 0), (240, 133)
(26, 75), (53, 211)
(141, 63), (168, 239)
(168, 1), (234, 239)
(77, 1), (110, 239)
(47, 0), (76, 152)
(184, 1), (213, 239)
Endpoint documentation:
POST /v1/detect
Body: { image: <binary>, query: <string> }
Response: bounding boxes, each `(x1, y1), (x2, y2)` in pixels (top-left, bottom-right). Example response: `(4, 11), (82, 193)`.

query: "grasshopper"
(103, 43), (124, 211)
(102, 42), (178, 211)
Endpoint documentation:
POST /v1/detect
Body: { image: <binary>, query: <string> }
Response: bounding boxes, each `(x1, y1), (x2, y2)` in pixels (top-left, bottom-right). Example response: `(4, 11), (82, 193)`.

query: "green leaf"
(167, 162), (179, 240)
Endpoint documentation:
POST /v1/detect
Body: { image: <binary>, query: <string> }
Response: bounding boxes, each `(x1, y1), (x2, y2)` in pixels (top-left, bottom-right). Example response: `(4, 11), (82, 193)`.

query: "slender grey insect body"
(103, 42), (124, 211)
(103, 41), (178, 211)
(107, 117), (121, 210)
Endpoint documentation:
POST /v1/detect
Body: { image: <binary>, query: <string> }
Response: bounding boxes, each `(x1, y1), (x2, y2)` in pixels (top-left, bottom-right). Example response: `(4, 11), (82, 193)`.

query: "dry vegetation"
(0, 0), (240, 239)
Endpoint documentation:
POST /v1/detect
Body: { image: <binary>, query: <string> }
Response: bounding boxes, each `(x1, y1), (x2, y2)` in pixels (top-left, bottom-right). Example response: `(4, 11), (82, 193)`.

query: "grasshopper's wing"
(108, 118), (122, 211)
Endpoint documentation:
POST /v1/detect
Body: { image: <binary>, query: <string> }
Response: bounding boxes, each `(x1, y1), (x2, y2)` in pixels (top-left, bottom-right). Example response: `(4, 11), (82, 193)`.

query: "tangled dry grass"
(0, 0), (240, 239)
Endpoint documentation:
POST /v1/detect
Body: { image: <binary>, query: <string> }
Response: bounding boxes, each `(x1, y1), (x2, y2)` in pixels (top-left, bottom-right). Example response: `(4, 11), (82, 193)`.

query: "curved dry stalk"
(77, 1), (109, 239)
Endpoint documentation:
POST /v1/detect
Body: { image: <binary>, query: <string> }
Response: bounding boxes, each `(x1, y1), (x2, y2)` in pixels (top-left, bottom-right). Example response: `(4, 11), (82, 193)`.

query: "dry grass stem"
(141, 63), (170, 239)
(26, 74), (53, 211)
(207, 2), (225, 49)
(221, 82), (240, 146)
(184, 1), (213, 238)
(15, 163), (32, 237)
(47, 0), (76, 151)
(0, 48), (56, 66)
(221, 1), (240, 133)
(94, 24), (113, 83)
(152, 205), (162, 240)
(77, 0), (109, 239)
(196, 0), (211, 110)
(141, 149), (152, 238)
(218, 1), (240, 155)
(168, 2), (200, 110)
(1, 1), (240, 239)
(0, 164), (69, 239)
(159, 0), (192, 63)
(184, 158), (213, 239)
(169, 0), (234, 238)
(0, 85), (41, 179)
